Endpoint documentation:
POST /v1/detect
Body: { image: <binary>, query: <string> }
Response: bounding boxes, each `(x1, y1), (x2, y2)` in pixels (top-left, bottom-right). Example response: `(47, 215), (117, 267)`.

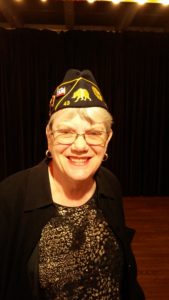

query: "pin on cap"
(49, 69), (108, 116)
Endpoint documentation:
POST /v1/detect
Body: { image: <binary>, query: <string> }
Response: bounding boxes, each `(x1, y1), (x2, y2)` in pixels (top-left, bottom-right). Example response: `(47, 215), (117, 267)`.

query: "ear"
(105, 129), (113, 147)
(108, 129), (113, 142)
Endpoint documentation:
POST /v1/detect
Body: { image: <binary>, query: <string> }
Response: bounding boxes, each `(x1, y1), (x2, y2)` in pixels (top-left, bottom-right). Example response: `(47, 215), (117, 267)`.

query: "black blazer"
(0, 159), (145, 300)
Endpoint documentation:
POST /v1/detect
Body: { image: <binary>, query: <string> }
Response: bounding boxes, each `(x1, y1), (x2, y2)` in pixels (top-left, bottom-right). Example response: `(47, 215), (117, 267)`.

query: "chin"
(66, 170), (94, 182)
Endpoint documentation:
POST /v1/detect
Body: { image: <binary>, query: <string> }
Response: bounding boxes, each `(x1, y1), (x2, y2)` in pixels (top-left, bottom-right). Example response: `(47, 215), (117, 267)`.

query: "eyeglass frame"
(50, 129), (109, 146)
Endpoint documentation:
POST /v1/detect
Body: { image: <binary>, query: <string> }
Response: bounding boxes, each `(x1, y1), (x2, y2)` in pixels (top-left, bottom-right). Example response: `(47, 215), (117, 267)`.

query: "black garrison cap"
(49, 69), (108, 116)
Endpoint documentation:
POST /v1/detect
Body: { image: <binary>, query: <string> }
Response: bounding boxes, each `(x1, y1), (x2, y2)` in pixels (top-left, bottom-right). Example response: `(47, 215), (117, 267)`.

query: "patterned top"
(39, 196), (124, 300)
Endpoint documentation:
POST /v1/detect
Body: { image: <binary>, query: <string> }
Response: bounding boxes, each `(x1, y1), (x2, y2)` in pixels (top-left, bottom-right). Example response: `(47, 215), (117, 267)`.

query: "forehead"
(52, 108), (78, 122)
(51, 108), (106, 128)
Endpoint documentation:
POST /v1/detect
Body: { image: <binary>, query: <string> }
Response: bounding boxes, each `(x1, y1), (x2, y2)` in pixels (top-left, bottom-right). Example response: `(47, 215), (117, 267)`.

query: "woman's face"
(46, 109), (112, 184)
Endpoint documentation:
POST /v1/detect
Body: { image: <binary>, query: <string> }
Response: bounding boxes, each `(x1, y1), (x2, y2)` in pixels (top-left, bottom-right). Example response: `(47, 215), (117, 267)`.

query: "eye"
(87, 130), (103, 136)
(56, 128), (75, 134)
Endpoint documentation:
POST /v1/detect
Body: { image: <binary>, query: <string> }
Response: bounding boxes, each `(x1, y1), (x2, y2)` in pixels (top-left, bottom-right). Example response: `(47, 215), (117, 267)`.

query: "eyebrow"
(54, 123), (105, 131)
(56, 124), (73, 128)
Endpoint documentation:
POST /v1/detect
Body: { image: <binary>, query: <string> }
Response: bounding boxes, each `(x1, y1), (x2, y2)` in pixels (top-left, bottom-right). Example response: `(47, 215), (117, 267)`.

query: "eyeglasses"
(50, 129), (108, 146)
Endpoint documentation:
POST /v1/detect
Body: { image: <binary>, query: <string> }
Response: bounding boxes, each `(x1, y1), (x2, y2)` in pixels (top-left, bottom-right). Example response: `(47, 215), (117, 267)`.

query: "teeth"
(68, 157), (89, 165)
(70, 158), (88, 162)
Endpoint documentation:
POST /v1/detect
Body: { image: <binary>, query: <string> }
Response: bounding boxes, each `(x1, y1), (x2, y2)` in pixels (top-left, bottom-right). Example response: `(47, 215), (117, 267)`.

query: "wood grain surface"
(124, 197), (169, 300)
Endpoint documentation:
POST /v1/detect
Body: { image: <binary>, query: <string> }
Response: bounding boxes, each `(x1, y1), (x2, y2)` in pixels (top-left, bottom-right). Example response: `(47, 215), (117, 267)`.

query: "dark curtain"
(0, 28), (168, 195)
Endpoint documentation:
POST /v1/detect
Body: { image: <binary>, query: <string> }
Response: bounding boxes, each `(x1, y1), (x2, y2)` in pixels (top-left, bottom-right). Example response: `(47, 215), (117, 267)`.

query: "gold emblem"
(92, 86), (103, 101)
(63, 100), (71, 106)
(72, 88), (91, 102)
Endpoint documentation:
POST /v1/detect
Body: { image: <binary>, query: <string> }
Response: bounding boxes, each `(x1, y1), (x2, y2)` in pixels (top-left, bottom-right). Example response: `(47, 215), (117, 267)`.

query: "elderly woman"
(0, 69), (145, 300)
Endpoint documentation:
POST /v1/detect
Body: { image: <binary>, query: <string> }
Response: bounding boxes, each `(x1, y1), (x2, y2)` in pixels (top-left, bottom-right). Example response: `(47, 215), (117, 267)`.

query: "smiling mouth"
(68, 157), (91, 165)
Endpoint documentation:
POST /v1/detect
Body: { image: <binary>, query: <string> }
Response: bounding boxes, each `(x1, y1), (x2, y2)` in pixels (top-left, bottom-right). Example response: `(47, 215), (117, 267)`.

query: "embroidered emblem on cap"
(49, 95), (56, 111)
(92, 86), (103, 101)
(56, 86), (66, 97)
(72, 88), (91, 103)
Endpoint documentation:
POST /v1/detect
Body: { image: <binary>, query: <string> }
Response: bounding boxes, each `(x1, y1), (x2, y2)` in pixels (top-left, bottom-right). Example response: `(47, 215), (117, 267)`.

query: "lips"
(67, 156), (91, 166)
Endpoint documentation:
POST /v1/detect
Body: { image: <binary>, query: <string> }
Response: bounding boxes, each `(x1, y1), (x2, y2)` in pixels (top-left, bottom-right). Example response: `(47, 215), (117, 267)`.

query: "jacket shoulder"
(0, 160), (45, 203)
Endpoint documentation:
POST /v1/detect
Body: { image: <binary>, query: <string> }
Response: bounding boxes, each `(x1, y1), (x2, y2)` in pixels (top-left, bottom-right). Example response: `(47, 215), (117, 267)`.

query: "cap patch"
(56, 86), (66, 97)
(72, 88), (91, 103)
(92, 86), (103, 101)
(49, 95), (56, 111)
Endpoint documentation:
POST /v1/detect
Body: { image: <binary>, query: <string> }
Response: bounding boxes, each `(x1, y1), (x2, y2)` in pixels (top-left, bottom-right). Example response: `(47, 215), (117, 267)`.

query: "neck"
(48, 162), (96, 206)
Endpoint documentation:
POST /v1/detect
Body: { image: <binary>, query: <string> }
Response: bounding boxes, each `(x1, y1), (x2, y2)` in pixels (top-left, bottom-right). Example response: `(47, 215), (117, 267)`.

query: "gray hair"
(46, 107), (113, 133)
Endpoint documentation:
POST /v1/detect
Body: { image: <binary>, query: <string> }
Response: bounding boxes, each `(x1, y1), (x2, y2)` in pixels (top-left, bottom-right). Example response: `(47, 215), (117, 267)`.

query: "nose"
(71, 134), (89, 151)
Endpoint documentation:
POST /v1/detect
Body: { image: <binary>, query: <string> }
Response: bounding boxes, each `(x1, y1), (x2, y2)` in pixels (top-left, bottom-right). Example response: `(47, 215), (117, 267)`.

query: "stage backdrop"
(0, 28), (168, 196)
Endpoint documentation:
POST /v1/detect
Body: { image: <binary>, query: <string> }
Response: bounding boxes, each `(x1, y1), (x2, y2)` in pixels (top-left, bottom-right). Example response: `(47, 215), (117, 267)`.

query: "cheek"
(50, 144), (70, 156)
(91, 146), (106, 158)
